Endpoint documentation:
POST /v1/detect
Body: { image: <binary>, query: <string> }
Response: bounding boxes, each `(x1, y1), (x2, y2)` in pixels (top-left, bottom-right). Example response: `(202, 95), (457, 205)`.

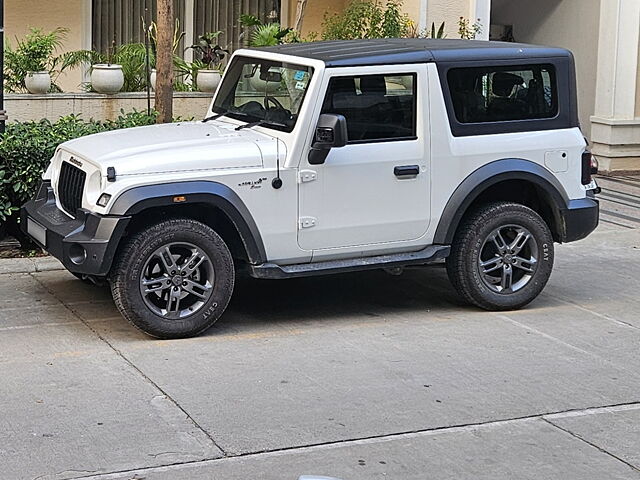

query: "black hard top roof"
(257, 39), (571, 67)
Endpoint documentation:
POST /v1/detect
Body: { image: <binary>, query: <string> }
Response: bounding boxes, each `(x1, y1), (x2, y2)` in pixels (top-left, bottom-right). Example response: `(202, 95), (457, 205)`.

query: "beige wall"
(425, 0), (473, 38)
(491, 0), (601, 139)
(5, 0), (89, 93)
(290, 0), (474, 38)
(5, 92), (212, 122)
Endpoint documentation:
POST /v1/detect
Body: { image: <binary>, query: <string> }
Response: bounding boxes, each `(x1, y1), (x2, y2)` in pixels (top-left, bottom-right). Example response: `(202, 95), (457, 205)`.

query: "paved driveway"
(1, 214), (640, 479)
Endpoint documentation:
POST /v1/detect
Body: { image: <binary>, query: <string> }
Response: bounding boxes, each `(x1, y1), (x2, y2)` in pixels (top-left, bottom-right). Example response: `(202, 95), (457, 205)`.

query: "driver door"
(298, 67), (430, 253)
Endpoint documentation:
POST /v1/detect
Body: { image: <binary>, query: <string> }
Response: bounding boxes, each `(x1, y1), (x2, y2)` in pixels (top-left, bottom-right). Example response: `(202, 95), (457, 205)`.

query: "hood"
(57, 121), (277, 176)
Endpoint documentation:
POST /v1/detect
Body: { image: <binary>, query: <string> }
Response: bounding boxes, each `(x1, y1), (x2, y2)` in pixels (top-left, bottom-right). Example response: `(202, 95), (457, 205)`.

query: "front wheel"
(446, 202), (554, 311)
(110, 218), (235, 338)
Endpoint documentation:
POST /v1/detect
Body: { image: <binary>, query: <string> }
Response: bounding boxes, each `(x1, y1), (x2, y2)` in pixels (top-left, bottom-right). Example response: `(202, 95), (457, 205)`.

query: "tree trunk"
(155, 0), (174, 123)
(294, 0), (308, 33)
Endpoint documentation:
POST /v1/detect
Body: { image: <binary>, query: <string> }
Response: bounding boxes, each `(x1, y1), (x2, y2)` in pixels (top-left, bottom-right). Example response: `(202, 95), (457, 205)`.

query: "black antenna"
(272, 138), (282, 189)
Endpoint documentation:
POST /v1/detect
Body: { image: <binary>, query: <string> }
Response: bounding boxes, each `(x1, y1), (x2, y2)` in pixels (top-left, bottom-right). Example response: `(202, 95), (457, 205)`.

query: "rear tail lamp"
(581, 151), (598, 185)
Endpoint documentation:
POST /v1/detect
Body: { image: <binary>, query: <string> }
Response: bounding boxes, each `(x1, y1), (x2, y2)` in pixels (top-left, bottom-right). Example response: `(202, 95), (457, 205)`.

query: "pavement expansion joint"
(27, 272), (230, 459)
(542, 417), (640, 474)
(72, 400), (640, 480)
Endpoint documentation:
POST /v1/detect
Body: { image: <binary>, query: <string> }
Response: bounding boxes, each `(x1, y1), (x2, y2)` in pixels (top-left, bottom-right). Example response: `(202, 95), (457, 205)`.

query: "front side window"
(321, 74), (416, 142)
(212, 56), (314, 132)
(448, 65), (557, 124)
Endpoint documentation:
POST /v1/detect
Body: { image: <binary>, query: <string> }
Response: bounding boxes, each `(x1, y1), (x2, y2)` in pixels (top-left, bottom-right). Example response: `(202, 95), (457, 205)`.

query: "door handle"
(394, 165), (420, 177)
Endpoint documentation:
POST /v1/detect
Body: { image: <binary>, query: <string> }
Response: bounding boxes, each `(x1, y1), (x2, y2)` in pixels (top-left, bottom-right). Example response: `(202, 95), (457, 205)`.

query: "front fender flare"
(433, 159), (570, 245)
(110, 181), (266, 264)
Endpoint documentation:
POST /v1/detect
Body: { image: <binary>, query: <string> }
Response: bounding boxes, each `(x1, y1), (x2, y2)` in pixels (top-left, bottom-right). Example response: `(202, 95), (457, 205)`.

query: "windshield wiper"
(203, 109), (253, 122)
(202, 111), (227, 123)
(235, 119), (287, 131)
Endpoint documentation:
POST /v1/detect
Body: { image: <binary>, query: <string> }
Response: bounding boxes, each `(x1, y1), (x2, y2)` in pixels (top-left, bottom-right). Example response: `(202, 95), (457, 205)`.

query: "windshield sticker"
(295, 81), (306, 90)
(294, 70), (305, 81)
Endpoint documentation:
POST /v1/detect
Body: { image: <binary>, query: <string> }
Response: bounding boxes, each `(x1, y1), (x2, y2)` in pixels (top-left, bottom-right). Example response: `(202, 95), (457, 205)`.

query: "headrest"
(492, 72), (524, 97)
(331, 77), (356, 96)
(360, 75), (386, 94)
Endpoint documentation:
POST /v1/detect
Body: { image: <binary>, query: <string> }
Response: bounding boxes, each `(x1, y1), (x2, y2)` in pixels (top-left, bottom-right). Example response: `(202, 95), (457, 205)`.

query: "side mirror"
(308, 114), (348, 165)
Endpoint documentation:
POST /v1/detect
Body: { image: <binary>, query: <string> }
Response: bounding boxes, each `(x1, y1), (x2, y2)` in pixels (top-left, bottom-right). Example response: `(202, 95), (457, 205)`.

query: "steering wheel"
(264, 95), (286, 111)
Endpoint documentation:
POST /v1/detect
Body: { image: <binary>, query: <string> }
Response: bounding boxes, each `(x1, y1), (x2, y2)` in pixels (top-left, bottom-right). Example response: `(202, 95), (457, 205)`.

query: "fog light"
(97, 193), (112, 207)
(69, 243), (87, 265)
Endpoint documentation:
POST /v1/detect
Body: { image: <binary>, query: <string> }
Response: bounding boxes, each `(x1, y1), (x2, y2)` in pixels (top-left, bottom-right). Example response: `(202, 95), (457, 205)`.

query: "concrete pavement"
(1, 221), (640, 479)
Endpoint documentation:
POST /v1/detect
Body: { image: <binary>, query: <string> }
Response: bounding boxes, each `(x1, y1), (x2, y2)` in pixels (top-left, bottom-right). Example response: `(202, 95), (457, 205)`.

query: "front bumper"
(20, 181), (130, 277)
(558, 195), (599, 243)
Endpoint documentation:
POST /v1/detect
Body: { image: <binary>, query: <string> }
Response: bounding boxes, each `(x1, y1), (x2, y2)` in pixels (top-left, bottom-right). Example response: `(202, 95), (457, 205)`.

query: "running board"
(248, 245), (450, 280)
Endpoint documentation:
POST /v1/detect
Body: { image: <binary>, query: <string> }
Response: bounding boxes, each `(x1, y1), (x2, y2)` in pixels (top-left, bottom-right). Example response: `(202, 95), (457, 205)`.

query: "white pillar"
(418, 0), (428, 32)
(470, 0), (491, 40)
(591, 0), (640, 173)
(184, 0), (195, 63)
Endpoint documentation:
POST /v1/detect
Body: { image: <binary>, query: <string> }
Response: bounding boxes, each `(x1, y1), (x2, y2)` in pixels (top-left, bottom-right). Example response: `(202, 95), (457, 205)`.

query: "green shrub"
(322, 0), (411, 40)
(0, 110), (158, 239)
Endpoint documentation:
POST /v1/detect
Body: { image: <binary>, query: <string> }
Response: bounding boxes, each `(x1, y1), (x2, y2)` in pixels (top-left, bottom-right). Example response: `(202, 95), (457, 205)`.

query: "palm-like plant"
(239, 14), (294, 47)
(3, 27), (87, 92)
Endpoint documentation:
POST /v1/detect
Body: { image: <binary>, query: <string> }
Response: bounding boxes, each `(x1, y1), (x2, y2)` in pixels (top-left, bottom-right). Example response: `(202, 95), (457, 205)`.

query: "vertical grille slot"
(58, 162), (86, 216)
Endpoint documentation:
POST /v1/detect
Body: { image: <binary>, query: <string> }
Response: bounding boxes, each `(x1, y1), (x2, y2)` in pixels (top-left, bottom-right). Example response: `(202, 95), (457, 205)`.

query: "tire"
(446, 202), (554, 311)
(110, 218), (235, 339)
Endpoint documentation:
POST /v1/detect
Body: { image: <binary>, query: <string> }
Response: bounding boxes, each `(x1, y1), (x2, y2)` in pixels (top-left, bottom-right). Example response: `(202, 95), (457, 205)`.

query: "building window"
(92, 0), (281, 57)
(447, 64), (557, 123)
(321, 74), (417, 143)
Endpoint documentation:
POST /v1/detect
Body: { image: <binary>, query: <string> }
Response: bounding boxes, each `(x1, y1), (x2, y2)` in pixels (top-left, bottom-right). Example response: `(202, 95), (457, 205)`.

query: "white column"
(591, 0), (640, 173)
(469, 0), (491, 40)
(184, 0), (195, 63)
(593, 0), (640, 120)
(418, 0), (428, 32)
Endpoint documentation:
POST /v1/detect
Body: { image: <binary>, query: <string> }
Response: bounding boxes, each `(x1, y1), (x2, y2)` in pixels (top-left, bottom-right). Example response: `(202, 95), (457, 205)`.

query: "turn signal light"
(97, 193), (112, 207)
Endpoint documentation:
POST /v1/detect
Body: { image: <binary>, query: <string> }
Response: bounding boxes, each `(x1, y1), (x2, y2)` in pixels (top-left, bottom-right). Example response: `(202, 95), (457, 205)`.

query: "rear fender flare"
(433, 159), (569, 244)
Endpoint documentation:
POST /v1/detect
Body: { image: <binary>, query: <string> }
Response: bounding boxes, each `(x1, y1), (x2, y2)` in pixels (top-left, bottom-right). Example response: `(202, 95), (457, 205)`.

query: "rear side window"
(321, 73), (416, 143)
(447, 65), (557, 124)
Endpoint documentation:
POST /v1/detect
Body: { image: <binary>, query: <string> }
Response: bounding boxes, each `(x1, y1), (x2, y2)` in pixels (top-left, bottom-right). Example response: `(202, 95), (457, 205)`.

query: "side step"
(248, 245), (450, 280)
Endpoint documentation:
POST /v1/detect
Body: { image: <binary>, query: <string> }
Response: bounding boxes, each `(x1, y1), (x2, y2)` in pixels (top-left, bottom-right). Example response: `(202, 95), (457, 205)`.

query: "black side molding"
(248, 245), (450, 279)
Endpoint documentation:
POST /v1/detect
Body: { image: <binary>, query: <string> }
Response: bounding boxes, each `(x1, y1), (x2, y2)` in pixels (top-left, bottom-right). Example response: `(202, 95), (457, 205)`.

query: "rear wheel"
(446, 202), (554, 310)
(110, 218), (234, 338)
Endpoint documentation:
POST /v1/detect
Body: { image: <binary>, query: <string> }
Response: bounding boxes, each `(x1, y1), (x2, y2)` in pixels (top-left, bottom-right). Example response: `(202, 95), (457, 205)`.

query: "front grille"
(58, 162), (86, 216)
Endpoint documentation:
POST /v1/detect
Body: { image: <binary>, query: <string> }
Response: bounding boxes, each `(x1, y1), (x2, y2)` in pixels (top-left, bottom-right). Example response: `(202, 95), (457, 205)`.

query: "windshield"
(212, 56), (314, 132)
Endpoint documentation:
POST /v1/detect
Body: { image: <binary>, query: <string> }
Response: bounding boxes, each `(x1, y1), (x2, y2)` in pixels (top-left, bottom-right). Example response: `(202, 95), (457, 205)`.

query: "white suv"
(21, 39), (600, 338)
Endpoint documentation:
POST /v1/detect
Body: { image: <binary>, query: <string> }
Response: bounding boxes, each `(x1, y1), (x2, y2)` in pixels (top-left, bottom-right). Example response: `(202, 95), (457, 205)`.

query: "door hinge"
(299, 216), (317, 228)
(299, 169), (317, 183)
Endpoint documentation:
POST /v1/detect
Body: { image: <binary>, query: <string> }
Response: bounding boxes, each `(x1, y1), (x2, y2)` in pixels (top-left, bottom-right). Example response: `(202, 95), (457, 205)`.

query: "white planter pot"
(197, 70), (222, 93)
(91, 64), (124, 94)
(150, 69), (157, 91)
(249, 74), (280, 93)
(25, 71), (51, 94)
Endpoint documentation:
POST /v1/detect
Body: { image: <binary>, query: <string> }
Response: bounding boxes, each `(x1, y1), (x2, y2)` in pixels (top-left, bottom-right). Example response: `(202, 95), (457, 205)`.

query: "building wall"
(424, 0), (473, 38)
(490, 0), (601, 138)
(5, 0), (90, 93)
(289, 0), (478, 39)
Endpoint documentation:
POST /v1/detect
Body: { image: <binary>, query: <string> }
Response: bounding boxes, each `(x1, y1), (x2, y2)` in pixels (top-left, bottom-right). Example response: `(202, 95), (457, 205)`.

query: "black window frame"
(438, 56), (579, 137)
(321, 72), (418, 145)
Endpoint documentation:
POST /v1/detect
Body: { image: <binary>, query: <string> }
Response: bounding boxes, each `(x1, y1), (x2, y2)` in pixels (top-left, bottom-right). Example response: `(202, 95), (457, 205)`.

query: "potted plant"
(187, 32), (229, 93)
(3, 28), (74, 94)
(90, 42), (124, 94)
